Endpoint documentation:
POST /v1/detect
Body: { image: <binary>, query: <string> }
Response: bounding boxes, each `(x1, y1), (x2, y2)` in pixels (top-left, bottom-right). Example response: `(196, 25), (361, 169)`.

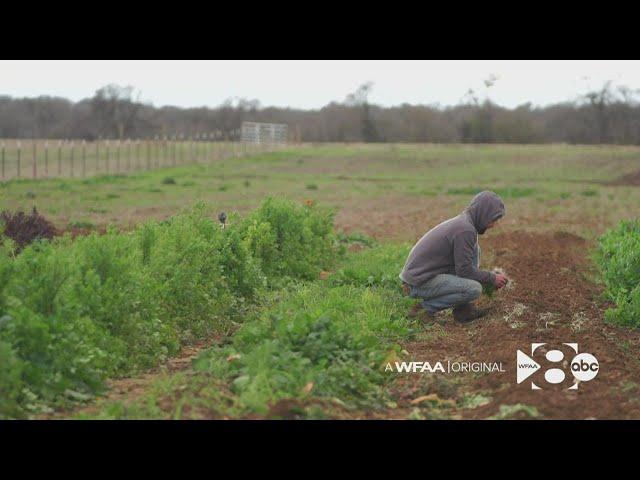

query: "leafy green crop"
(328, 243), (410, 289)
(595, 219), (640, 327)
(192, 283), (413, 415)
(239, 197), (337, 283)
(0, 197), (337, 418)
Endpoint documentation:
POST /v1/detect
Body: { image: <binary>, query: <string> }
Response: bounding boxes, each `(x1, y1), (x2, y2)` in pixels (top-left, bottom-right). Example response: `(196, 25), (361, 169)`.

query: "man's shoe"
(453, 303), (491, 324)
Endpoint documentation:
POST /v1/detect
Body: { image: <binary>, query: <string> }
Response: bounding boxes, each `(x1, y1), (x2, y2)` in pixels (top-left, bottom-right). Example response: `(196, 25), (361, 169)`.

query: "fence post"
(172, 134), (176, 166)
(32, 141), (37, 179)
(44, 141), (49, 177)
(1, 141), (4, 180)
(17, 141), (21, 179)
(193, 133), (198, 163)
(133, 140), (137, 170)
(146, 139), (151, 170)
(82, 140), (86, 177)
(232, 133), (237, 158)
(57, 140), (62, 176)
(151, 135), (156, 168)
(126, 139), (131, 171)
(163, 135), (167, 167)
(95, 140), (99, 174)
(158, 135), (162, 167)
(106, 140), (110, 174)
(70, 141), (75, 177)
(116, 140), (121, 173)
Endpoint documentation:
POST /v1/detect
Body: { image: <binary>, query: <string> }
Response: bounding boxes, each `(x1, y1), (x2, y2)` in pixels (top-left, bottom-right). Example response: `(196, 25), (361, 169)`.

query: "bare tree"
(582, 81), (616, 143)
(345, 82), (380, 142)
(91, 84), (143, 139)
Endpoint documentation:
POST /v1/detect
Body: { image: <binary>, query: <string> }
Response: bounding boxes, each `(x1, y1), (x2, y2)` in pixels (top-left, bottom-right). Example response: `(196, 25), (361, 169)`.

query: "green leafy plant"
(0, 197), (338, 418)
(581, 189), (599, 197)
(329, 243), (409, 289)
(193, 282), (412, 414)
(239, 197), (337, 282)
(595, 219), (640, 327)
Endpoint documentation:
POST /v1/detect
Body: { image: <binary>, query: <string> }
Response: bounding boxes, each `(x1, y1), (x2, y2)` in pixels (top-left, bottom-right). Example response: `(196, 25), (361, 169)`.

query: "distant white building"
(241, 122), (288, 144)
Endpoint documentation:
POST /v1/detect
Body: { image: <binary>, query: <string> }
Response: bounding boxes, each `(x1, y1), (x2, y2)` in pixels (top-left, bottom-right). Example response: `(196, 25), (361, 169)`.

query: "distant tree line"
(1, 82), (640, 144)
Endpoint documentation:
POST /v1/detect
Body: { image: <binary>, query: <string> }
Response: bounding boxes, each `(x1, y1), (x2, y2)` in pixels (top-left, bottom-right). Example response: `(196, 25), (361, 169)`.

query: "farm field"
(3, 143), (640, 419)
(3, 143), (640, 240)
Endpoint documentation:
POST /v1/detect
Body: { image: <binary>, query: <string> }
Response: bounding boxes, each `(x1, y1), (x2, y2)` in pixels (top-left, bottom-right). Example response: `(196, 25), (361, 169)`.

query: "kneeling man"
(400, 190), (509, 324)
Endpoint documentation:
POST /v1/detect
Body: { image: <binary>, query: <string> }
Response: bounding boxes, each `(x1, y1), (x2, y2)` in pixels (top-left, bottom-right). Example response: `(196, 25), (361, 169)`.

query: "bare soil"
(608, 168), (640, 186)
(43, 336), (222, 419)
(389, 230), (640, 419)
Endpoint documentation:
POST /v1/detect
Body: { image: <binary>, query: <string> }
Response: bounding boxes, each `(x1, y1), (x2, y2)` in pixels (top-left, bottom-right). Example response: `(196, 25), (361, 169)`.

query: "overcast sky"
(1, 60), (639, 110)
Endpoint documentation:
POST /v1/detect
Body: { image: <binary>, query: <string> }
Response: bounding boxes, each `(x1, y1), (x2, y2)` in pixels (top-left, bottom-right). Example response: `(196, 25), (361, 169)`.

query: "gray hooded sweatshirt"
(399, 191), (505, 287)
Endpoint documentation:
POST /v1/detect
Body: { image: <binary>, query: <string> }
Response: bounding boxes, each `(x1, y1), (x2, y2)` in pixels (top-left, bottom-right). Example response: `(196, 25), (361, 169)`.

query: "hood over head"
(465, 190), (505, 234)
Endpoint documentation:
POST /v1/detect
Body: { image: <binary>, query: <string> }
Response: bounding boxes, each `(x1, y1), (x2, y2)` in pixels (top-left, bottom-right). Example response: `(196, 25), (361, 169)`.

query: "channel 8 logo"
(517, 343), (599, 390)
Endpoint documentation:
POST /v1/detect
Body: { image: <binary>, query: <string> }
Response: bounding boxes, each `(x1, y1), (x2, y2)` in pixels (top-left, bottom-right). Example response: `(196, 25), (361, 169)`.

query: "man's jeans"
(409, 245), (483, 314)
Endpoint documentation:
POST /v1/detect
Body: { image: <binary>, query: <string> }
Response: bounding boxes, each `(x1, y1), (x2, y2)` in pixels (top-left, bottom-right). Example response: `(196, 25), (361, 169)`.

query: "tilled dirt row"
(390, 230), (640, 419)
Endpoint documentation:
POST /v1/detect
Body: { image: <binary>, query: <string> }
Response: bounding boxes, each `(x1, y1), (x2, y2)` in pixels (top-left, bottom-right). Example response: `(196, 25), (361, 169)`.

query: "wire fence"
(0, 135), (290, 181)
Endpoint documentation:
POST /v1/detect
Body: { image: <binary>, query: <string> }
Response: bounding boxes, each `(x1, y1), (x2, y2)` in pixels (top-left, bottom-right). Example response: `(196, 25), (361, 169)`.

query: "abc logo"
(570, 353), (599, 382)
(517, 343), (599, 389)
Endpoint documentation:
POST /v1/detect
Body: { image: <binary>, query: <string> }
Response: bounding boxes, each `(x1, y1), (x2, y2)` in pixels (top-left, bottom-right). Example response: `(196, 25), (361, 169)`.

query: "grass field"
(4, 143), (640, 420)
(2, 143), (640, 239)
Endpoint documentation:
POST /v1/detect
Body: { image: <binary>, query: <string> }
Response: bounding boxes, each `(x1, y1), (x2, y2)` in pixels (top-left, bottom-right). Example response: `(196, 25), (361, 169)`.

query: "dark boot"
(453, 303), (490, 324)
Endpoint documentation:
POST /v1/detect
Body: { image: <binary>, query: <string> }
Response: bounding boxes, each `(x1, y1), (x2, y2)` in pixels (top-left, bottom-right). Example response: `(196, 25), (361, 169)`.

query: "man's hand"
(494, 273), (509, 289)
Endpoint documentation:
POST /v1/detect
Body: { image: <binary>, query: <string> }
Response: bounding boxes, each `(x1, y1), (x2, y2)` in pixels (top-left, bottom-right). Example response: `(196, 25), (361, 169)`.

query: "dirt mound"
(608, 169), (640, 186)
(0, 207), (59, 251)
(392, 230), (640, 419)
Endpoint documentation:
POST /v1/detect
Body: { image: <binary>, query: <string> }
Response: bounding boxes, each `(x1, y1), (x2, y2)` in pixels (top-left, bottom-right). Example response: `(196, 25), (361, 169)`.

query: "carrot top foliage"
(596, 219), (640, 327)
(0, 197), (337, 418)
